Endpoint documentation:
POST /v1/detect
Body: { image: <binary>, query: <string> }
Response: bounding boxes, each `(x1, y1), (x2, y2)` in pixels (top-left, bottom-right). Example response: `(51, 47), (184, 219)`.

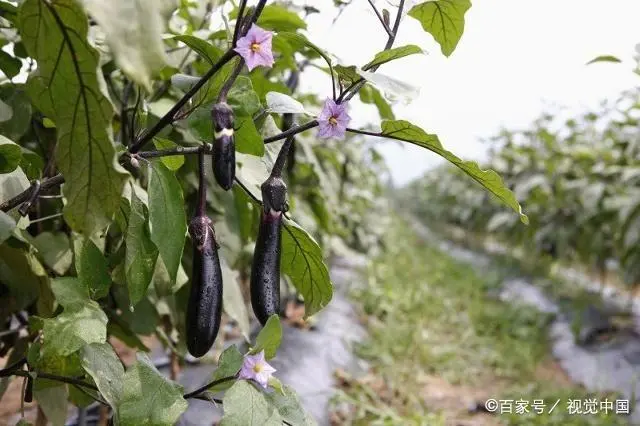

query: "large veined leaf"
(359, 85), (395, 120)
(42, 301), (108, 356)
(221, 381), (282, 426)
(125, 188), (159, 305)
(80, 0), (176, 91)
(117, 353), (188, 426)
(81, 343), (125, 423)
(18, 0), (129, 235)
(380, 120), (528, 223)
(250, 315), (282, 360)
(281, 219), (333, 318)
(148, 162), (187, 284)
(408, 0), (472, 57)
(0, 135), (21, 173)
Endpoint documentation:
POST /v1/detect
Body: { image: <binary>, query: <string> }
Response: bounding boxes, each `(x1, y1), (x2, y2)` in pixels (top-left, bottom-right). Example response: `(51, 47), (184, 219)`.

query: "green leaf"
(221, 262), (251, 340)
(364, 44), (424, 70)
(0, 84), (33, 141)
(0, 210), (16, 245)
(208, 345), (243, 393)
(281, 219), (333, 317)
(32, 232), (73, 275)
(81, 342), (125, 418)
(586, 55), (622, 65)
(232, 185), (259, 244)
(18, 0), (129, 235)
(173, 34), (223, 65)
(265, 92), (308, 114)
(356, 68), (420, 103)
(34, 385), (68, 426)
(42, 301), (108, 355)
(380, 120), (528, 223)
(0, 166), (29, 204)
(221, 381), (282, 426)
(19, 147), (45, 180)
(252, 4), (306, 31)
(408, 0), (472, 56)
(50, 277), (89, 308)
(359, 85), (395, 120)
(0, 241), (46, 314)
(152, 137), (185, 171)
(250, 314), (282, 360)
(0, 135), (22, 173)
(265, 384), (317, 426)
(74, 237), (111, 299)
(118, 353), (188, 426)
(126, 187), (159, 304)
(148, 161), (187, 284)
(274, 32), (330, 66)
(334, 64), (359, 83)
(79, 0), (176, 91)
(228, 76), (262, 117)
(0, 49), (22, 79)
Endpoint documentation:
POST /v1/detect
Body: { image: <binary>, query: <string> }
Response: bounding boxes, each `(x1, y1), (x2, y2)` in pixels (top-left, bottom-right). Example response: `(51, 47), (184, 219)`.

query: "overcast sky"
(296, 0), (640, 186)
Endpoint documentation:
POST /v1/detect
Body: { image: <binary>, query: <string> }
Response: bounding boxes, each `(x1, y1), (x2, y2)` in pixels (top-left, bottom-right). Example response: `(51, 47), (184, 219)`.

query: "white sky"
(296, 0), (640, 186)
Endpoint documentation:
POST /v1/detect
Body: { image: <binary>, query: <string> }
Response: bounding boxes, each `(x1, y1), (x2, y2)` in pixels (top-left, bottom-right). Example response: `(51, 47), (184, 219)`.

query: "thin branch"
(270, 136), (295, 179)
(367, 0), (393, 37)
(18, 180), (41, 216)
(0, 357), (26, 377)
(234, 177), (261, 204)
(338, 0), (405, 103)
(232, 0), (249, 46)
(12, 370), (98, 392)
(196, 147), (207, 217)
(217, 58), (245, 103)
(28, 212), (63, 224)
(346, 127), (381, 137)
(183, 375), (237, 399)
(0, 174), (65, 212)
(264, 120), (318, 144)
(136, 146), (203, 159)
(129, 49), (237, 154)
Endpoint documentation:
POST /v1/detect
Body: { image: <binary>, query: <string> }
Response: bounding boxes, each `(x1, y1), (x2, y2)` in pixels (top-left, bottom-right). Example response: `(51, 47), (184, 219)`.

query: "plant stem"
(217, 58), (245, 103)
(232, 0), (248, 46)
(137, 146), (204, 158)
(270, 136), (294, 179)
(12, 370), (99, 392)
(264, 120), (318, 144)
(0, 174), (64, 212)
(183, 375), (237, 399)
(129, 49), (237, 153)
(0, 357), (26, 377)
(367, 0), (394, 37)
(197, 147), (207, 217)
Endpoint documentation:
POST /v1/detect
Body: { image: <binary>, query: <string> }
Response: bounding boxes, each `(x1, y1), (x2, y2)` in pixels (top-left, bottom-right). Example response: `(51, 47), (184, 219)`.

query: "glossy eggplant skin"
(250, 209), (283, 325)
(186, 216), (223, 358)
(212, 135), (235, 191)
(211, 103), (235, 191)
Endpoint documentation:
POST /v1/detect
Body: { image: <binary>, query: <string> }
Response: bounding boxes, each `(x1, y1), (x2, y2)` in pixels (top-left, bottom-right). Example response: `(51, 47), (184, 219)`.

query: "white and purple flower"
(237, 350), (276, 389)
(234, 24), (275, 71)
(317, 98), (351, 140)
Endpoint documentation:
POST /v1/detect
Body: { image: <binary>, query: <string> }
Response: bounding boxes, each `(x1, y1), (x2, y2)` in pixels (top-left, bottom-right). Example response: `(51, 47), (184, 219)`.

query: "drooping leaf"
(148, 161), (187, 284)
(74, 237), (111, 299)
(0, 210), (16, 245)
(126, 187), (159, 304)
(34, 385), (68, 426)
(250, 314), (282, 360)
(356, 69), (420, 103)
(380, 120), (528, 223)
(32, 232), (73, 275)
(265, 385), (317, 426)
(364, 44), (424, 70)
(0, 49), (22, 79)
(586, 55), (623, 65)
(0, 84), (33, 141)
(408, 0), (472, 56)
(173, 34), (223, 65)
(281, 219), (333, 318)
(221, 261), (251, 340)
(81, 342), (125, 419)
(42, 301), (108, 356)
(228, 76), (262, 117)
(79, 0), (176, 91)
(251, 4), (306, 31)
(265, 92), (308, 114)
(221, 381), (282, 426)
(18, 0), (129, 235)
(359, 85), (395, 120)
(118, 353), (188, 426)
(207, 344), (243, 393)
(0, 241), (46, 315)
(153, 138), (185, 171)
(0, 135), (21, 173)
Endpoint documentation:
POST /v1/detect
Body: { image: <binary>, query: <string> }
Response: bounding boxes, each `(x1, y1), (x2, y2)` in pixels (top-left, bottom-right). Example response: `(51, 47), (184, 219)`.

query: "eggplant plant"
(0, 0), (524, 424)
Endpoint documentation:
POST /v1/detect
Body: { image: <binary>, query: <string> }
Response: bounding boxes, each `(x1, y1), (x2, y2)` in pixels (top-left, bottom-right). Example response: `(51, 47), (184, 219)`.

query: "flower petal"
(317, 122), (335, 139)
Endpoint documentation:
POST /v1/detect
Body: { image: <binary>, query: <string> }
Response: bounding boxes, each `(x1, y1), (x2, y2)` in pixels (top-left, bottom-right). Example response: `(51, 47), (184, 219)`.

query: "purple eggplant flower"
(317, 98), (351, 139)
(238, 350), (277, 388)
(234, 24), (275, 71)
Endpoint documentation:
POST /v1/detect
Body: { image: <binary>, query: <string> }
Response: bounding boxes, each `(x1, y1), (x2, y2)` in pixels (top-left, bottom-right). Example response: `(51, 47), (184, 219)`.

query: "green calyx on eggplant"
(211, 102), (235, 191)
(186, 215), (223, 358)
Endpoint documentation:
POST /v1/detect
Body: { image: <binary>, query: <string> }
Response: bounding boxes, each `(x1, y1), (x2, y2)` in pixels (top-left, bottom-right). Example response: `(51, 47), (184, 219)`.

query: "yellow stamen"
(329, 117), (338, 126)
(253, 364), (263, 373)
(251, 43), (261, 52)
